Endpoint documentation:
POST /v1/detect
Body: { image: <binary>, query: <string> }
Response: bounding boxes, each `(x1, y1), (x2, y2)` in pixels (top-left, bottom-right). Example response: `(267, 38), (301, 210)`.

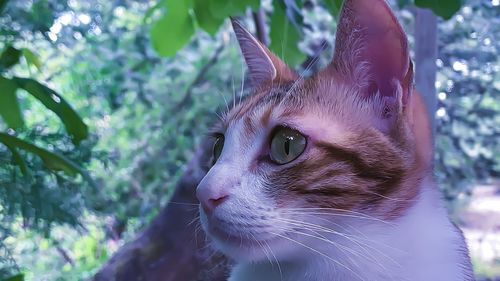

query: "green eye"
(270, 127), (306, 165)
(212, 135), (224, 165)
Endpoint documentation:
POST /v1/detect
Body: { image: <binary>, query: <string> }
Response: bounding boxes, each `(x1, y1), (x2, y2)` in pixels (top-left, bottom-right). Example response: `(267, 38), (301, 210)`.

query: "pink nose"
(196, 187), (229, 213)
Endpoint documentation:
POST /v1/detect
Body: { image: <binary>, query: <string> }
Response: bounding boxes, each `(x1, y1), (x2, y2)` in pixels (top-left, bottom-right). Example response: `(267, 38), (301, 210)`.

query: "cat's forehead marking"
(227, 83), (295, 124)
(223, 79), (348, 142)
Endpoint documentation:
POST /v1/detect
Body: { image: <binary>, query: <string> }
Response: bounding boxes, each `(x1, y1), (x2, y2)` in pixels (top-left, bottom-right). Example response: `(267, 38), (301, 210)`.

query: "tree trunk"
(94, 140), (229, 281)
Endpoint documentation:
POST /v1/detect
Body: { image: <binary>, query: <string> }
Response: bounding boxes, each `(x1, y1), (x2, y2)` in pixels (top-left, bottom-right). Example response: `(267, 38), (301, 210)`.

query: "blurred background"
(0, 0), (498, 280)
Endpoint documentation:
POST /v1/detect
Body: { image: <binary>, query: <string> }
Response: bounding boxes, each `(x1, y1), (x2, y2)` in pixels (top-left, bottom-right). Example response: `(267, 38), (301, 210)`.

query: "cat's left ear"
(231, 18), (297, 87)
(329, 0), (414, 109)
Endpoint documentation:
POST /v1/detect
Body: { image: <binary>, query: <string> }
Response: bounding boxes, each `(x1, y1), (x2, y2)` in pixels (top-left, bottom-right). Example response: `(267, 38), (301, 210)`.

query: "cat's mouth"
(199, 209), (312, 261)
(200, 209), (280, 250)
(206, 218), (278, 247)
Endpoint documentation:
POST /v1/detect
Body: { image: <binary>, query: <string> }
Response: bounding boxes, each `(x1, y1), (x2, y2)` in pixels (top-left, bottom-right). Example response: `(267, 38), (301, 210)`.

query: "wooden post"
(414, 8), (438, 148)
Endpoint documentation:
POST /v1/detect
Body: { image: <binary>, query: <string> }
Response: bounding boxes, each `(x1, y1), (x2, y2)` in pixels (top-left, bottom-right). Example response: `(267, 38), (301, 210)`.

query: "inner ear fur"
(329, 0), (413, 109)
(231, 18), (297, 87)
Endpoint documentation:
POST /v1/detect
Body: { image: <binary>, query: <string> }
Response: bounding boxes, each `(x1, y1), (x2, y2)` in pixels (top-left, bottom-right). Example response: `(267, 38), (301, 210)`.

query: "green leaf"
(0, 76), (24, 128)
(21, 48), (42, 70)
(0, 45), (22, 71)
(415, 0), (462, 20)
(151, 0), (196, 57)
(13, 77), (88, 144)
(247, 0), (260, 10)
(323, 0), (343, 18)
(0, 0), (8, 14)
(193, 0), (225, 35)
(207, 0), (260, 20)
(3, 273), (24, 281)
(269, 0), (305, 66)
(0, 132), (95, 187)
(30, 0), (55, 32)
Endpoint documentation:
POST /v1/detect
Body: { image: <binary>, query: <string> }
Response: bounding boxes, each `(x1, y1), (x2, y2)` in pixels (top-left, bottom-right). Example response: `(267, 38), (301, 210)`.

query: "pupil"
(284, 139), (290, 155)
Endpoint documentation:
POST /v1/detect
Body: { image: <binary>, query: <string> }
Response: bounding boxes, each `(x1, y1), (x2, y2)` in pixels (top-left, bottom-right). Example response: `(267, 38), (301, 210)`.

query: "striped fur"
(196, 0), (473, 280)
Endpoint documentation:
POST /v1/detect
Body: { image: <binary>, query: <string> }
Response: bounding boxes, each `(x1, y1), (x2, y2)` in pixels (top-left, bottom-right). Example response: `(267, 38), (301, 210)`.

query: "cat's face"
(197, 0), (428, 262)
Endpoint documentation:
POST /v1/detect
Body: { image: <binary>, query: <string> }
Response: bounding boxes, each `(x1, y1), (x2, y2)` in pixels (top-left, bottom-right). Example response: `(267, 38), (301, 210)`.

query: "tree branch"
(177, 43), (226, 109)
(56, 245), (75, 267)
(252, 9), (268, 45)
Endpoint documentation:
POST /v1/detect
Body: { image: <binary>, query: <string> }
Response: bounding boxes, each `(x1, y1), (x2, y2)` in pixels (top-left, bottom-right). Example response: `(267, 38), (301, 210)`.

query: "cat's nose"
(196, 185), (229, 213)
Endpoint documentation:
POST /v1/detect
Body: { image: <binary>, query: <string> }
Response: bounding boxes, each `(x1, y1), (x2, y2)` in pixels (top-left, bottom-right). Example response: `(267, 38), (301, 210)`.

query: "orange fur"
(407, 89), (433, 170)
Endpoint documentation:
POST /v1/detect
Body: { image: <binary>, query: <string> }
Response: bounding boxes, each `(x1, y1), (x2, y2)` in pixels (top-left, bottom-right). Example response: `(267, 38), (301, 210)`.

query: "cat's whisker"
(215, 89), (230, 115)
(194, 220), (204, 241)
(199, 240), (213, 252)
(270, 231), (368, 281)
(213, 110), (225, 122)
(277, 218), (372, 251)
(280, 211), (404, 254)
(188, 214), (200, 227)
(205, 259), (226, 274)
(279, 39), (327, 108)
(275, 218), (392, 269)
(280, 210), (395, 226)
(282, 206), (385, 217)
(202, 243), (226, 270)
(250, 232), (274, 268)
(264, 239), (284, 281)
(169, 201), (200, 206)
(281, 207), (395, 224)
(280, 227), (378, 276)
(239, 63), (245, 107)
(231, 74), (237, 110)
(168, 201), (200, 207)
(342, 223), (408, 255)
(275, 217), (402, 268)
(364, 190), (418, 202)
(274, 224), (371, 266)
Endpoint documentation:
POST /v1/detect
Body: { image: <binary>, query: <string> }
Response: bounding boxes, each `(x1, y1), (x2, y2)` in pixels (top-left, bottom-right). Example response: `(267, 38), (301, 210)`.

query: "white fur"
(226, 179), (473, 281)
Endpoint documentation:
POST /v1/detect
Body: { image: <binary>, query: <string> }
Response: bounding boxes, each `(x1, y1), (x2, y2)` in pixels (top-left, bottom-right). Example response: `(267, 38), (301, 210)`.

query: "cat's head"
(196, 0), (431, 262)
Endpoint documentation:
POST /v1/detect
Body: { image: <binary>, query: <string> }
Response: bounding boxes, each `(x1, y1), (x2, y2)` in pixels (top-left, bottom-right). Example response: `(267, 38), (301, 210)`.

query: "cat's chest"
(227, 256), (403, 281)
(228, 234), (465, 281)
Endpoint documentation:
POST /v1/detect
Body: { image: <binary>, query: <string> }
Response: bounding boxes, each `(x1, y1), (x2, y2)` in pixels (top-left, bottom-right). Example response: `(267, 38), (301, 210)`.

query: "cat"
(195, 0), (474, 280)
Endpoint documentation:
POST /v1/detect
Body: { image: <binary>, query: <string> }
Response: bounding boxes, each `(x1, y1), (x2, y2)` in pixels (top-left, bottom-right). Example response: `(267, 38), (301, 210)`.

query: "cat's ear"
(231, 18), (296, 86)
(329, 0), (413, 107)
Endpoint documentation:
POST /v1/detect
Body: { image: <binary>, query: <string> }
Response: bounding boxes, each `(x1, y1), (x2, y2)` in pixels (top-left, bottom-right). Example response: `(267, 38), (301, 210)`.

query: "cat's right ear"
(231, 18), (296, 86)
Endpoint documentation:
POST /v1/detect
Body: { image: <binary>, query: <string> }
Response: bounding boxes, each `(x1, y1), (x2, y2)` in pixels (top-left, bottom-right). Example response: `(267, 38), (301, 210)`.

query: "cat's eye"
(212, 134), (224, 165)
(270, 127), (306, 165)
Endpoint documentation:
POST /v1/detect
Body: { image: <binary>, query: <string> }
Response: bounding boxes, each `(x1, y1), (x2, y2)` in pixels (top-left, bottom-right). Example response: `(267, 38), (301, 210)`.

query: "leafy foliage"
(414, 0), (462, 20)
(151, 0), (196, 57)
(434, 0), (500, 200)
(398, 0), (463, 19)
(0, 76), (23, 129)
(150, 0), (260, 56)
(149, 0), (465, 63)
(0, 0), (99, 278)
(0, 46), (22, 71)
(13, 77), (89, 144)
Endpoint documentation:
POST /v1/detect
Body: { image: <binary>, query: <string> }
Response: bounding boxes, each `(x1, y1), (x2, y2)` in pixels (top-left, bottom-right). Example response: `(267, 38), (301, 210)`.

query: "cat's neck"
(229, 177), (473, 281)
